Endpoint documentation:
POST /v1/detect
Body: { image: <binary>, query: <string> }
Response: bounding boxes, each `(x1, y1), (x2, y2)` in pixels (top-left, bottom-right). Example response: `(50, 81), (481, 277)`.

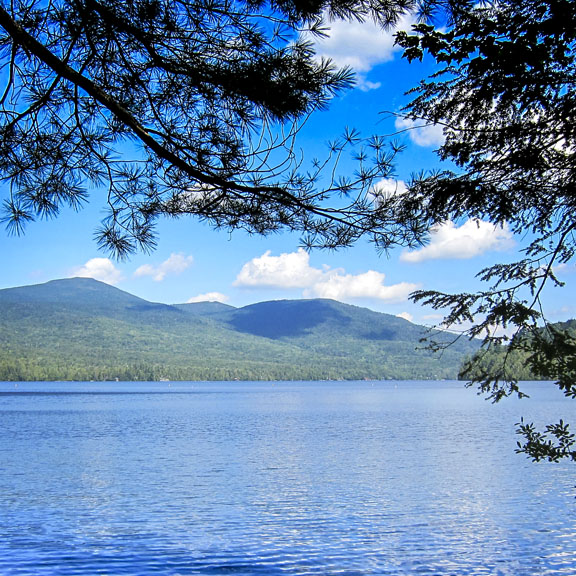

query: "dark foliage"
(395, 0), (576, 460)
(0, 0), (424, 257)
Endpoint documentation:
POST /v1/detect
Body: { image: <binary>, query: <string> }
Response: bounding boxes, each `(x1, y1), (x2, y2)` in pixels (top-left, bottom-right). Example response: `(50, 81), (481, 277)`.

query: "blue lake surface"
(1, 380), (575, 575)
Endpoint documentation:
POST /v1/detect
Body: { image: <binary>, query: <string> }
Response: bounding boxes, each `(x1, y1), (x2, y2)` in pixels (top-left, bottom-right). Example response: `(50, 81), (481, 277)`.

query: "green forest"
(0, 278), (479, 382)
(459, 320), (576, 383)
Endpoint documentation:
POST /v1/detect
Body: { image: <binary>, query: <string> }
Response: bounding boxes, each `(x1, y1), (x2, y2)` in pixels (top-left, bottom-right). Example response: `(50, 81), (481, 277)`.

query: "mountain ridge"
(0, 278), (480, 381)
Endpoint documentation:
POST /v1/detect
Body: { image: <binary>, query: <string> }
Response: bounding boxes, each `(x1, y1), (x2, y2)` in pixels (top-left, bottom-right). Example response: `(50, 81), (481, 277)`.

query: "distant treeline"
(459, 320), (576, 382)
(0, 356), (456, 382)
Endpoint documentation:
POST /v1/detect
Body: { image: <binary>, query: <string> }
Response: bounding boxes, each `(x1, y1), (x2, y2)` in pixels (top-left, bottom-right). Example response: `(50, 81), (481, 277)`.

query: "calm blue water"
(0, 380), (575, 575)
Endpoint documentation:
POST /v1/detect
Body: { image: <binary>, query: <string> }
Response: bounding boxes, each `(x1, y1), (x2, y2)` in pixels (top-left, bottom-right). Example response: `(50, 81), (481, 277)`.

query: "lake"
(0, 380), (575, 575)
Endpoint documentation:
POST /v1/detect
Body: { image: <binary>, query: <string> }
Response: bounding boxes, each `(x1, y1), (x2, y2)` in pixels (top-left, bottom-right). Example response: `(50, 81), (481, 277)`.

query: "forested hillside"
(459, 320), (576, 382)
(0, 278), (480, 381)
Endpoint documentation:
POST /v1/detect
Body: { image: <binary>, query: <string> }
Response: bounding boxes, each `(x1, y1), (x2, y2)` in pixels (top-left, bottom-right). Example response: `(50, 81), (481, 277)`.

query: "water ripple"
(1, 381), (576, 575)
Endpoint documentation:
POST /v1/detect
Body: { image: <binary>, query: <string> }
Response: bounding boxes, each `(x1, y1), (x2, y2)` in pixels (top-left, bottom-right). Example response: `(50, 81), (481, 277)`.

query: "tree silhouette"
(0, 0), (419, 257)
(396, 0), (576, 460)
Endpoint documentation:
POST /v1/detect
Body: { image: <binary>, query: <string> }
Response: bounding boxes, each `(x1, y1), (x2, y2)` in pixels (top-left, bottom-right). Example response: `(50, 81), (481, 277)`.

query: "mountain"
(216, 298), (427, 341)
(174, 301), (235, 316)
(0, 278), (480, 381)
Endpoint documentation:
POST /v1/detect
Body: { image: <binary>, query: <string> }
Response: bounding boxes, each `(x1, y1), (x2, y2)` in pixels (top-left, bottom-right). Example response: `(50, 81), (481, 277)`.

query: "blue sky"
(2, 14), (575, 327)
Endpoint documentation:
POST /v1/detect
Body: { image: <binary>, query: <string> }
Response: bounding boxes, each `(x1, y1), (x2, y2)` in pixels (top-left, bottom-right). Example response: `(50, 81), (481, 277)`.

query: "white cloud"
(187, 292), (229, 303)
(307, 12), (416, 90)
(401, 219), (514, 263)
(305, 270), (416, 302)
(369, 178), (408, 206)
(234, 248), (324, 288)
(71, 258), (124, 285)
(395, 116), (445, 147)
(235, 249), (418, 303)
(554, 262), (576, 276)
(373, 178), (408, 196)
(134, 253), (194, 282)
(397, 312), (414, 322)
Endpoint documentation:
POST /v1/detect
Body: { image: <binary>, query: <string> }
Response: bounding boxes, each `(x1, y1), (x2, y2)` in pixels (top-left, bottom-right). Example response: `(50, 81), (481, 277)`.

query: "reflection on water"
(0, 380), (575, 575)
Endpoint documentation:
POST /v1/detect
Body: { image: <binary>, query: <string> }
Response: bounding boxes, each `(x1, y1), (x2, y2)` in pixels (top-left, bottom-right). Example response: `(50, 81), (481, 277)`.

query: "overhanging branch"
(0, 6), (291, 198)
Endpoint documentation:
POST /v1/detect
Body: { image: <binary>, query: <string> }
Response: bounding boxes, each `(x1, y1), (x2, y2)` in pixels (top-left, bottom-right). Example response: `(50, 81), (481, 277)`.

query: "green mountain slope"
(459, 319), (576, 382)
(215, 298), (427, 342)
(211, 299), (478, 373)
(174, 301), (235, 316)
(0, 278), (479, 381)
